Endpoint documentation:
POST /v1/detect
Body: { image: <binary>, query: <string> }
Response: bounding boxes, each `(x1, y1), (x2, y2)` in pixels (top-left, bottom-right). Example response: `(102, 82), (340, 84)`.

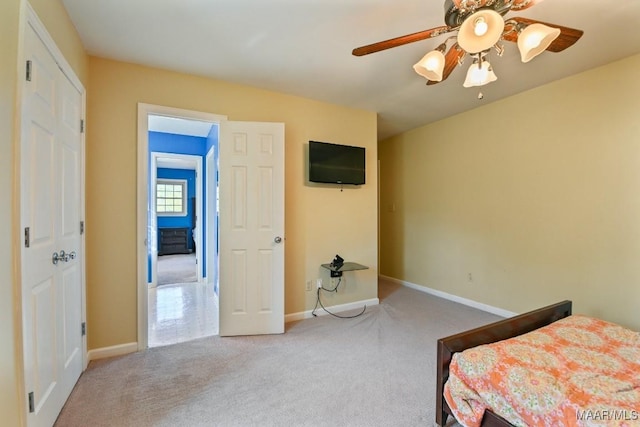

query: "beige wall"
(1, 1), (22, 424)
(86, 57), (378, 349)
(379, 54), (640, 331)
(2, 0), (87, 425)
(5, 0), (376, 417)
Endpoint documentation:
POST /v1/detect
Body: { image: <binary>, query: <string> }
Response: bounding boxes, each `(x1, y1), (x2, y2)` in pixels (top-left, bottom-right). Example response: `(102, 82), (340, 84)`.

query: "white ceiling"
(148, 114), (214, 137)
(61, 0), (640, 140)
(156, 156), (197, 170)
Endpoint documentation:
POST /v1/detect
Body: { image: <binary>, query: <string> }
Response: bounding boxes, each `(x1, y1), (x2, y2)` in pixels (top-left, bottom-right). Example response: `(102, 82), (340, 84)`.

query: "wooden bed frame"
(436, 300), (573, 427)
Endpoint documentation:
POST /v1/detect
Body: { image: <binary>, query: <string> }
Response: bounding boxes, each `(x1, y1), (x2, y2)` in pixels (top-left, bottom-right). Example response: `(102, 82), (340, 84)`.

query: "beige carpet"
(157, 253), (197, 285)
(55, 279), (502, 427)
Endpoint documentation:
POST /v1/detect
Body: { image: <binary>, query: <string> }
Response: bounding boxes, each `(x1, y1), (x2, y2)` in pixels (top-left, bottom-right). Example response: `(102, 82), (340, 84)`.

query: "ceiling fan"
(352, 0), (583, 88)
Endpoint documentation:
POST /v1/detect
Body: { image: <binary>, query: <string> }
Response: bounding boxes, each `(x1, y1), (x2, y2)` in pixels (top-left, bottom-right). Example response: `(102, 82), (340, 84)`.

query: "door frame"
(17, 3), (88, 422)
(136, 103), (226, 350)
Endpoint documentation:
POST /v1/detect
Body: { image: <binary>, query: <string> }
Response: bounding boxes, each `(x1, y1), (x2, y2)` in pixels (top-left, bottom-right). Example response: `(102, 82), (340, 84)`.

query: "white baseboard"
(90, 299), (376, 359)
(285, 297), (380, 322)
(379, 275), (517, 318)
(92, 281), (508, 358)
(87, 342), (138, 362)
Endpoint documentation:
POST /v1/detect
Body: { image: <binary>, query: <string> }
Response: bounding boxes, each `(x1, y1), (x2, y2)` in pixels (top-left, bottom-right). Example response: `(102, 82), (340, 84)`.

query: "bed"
(435, 300), (640, 426)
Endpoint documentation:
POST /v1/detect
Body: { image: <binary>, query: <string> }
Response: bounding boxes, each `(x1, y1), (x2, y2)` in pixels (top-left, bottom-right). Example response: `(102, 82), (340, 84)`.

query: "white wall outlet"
(306, 280), (312, 291)
(316, 278), (322, 289)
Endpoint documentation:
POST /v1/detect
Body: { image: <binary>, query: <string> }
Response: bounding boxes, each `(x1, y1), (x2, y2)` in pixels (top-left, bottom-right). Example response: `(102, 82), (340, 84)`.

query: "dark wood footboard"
(435, 300), (572, 427)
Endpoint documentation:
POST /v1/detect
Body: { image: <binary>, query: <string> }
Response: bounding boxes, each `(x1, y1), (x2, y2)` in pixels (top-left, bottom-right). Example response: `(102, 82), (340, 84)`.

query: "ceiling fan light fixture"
(457, 9), (504, 53)
(352, 0), (584, 92)
(517, 23), (561, 62)
(413, 45), (446, 81)
(463, 60), (497, 88)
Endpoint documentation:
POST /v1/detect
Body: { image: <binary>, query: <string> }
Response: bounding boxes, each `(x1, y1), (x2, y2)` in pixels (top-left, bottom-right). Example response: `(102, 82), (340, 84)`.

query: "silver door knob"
(52, 250), (76, 265)
(274, 236), (282, 244)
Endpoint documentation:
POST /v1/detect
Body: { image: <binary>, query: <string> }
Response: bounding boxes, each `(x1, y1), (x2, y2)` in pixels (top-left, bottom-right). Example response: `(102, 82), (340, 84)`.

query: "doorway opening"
(150, 151), (203, 288)
(149, 150), (214, 347)
(138, 105), (285, 343)
(137, 104), (227, 349)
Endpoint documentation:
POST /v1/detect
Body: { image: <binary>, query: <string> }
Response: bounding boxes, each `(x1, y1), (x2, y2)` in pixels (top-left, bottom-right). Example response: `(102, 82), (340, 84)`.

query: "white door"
(206, 147), (218, 289)
(219, 121), (285, 336)
(20, 23), (84, 427)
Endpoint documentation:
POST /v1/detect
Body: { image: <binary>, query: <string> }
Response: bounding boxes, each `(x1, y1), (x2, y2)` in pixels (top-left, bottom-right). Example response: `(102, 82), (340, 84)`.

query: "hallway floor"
(148, 281), (219, 347)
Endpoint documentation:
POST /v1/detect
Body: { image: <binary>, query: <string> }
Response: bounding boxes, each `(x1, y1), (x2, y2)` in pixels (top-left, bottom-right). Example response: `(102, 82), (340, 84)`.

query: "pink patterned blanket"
(444, 315), (640, 426)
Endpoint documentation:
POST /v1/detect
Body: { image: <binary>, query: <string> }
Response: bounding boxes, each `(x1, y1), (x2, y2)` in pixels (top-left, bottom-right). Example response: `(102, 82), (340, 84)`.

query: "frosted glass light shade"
(518, 23), (561, 62)
(457, 10), (504, 54)
(463, 61), (497, 87)
(413, 50), (446, 81)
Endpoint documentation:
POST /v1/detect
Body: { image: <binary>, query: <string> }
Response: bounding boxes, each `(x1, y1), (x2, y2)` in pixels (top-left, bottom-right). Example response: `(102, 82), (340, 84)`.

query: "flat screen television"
(308, 141), (366, 185)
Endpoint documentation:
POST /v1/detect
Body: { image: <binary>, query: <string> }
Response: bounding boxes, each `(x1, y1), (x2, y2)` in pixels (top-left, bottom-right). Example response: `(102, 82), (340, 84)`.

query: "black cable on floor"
(311, 277), (366, 319)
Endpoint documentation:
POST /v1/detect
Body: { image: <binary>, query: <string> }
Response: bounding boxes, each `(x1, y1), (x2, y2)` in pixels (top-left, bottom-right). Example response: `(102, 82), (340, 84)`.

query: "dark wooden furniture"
(158, 227), (191, 255)
(436, 300), (573, 427)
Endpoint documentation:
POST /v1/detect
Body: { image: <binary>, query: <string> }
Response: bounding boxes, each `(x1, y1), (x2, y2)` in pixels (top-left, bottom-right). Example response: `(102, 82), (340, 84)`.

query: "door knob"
(274, 236), (282, 244)
(53, 250), (67, 264)
(52, 250), (76, 265)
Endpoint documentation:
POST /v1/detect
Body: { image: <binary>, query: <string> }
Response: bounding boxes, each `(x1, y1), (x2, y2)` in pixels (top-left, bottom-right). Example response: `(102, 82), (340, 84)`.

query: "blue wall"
(205, 125), (219, 292)
(206, 124), (219, 154)
(150, 131), (206, 156)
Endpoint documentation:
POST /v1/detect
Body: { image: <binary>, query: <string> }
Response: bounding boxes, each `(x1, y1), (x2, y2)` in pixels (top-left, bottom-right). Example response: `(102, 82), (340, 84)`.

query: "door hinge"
(24, 227), (30, 248)
(26, 60), (32, 82)
(28, 392), (34, 413)
(80, 119), (85, 133)
(80, 221), (85, 235)
(81, 322), (86, 336)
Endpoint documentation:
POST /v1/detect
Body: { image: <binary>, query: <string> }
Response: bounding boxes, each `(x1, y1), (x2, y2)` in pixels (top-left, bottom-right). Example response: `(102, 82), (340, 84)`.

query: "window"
(156, 179), (187, 216)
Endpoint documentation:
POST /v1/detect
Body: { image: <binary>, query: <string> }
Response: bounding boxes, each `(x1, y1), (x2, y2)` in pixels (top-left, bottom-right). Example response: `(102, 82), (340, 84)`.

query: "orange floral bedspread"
(444, 315), (640, 427)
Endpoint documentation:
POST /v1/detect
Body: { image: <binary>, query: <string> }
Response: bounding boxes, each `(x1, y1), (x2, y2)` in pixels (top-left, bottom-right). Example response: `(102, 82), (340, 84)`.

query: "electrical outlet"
(316, 278), (322, 289)
(467, 273), (473, 283)
(306, 280), (312, 291)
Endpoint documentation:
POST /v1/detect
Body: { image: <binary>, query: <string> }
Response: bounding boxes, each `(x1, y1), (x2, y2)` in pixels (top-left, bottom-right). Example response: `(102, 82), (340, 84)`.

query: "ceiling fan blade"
(352, 26), (453, 56)
(510, 0), (544, 12)
(427, 43), (466, 85)
(503, 17), (584, 52)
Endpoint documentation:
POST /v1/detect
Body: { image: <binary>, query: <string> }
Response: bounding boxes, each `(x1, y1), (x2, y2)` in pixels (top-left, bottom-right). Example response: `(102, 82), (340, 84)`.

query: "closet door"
(20, 19), (84, 427)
